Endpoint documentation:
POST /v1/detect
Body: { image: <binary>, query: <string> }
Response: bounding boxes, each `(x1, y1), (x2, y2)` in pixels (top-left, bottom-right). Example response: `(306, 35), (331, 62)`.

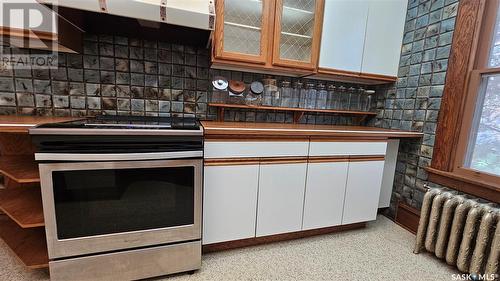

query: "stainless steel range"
(29, 115), (203, 281)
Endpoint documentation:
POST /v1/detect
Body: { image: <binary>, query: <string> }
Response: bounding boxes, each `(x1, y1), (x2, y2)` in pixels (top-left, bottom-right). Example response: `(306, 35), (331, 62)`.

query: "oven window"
(52, 166), (195, 239)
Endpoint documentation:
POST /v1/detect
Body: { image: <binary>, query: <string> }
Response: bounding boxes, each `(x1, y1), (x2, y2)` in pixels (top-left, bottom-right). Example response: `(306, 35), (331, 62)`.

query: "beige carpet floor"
(0, 215), (457, 281)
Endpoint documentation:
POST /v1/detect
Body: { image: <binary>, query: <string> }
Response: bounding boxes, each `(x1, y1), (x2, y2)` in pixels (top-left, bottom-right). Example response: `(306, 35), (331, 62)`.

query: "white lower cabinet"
(202, 164), (259, 245)
(302, 161), (349, 230)
(342, 160), (385, 224)
(256, 163), (307, 237)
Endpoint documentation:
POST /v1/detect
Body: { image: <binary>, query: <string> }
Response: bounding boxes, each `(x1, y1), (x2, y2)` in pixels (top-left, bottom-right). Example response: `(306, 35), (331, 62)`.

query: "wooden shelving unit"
(0, 156), (40, 184)
(0, 117), (56, 271)
(0, 215), (48, 269)
(0, 186), (44, 228)
(208, 103), (377, 123)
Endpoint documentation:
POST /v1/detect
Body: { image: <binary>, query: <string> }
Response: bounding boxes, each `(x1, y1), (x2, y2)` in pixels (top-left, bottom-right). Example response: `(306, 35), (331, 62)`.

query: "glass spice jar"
(298, 82), (308, 108)
(262, 78), (278, 106)
(338, 86), (350, 110)
(279, 81), (292, 107)
(316, 83), (328, 109)
(363, 90), (375, 112)
(305, 82), (317, 109)
(291, 81), (302, 108)
(326, 84), (336, 109)
(349, 87), (364, 111)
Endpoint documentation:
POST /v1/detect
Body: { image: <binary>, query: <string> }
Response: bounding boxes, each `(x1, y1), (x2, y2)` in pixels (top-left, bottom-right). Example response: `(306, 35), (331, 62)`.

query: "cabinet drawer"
(309, 141), (387, 156)
(204, 141), (309, 159)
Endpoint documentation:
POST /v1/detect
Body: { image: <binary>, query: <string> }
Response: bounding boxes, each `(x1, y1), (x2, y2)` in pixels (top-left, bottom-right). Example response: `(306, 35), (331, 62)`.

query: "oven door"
(39, 158), (202, 259)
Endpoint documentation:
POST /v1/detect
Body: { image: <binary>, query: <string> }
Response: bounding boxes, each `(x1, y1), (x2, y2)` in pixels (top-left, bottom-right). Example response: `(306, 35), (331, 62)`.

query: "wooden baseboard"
(202, 222), (366, 253)
(395, 201), (420, 234)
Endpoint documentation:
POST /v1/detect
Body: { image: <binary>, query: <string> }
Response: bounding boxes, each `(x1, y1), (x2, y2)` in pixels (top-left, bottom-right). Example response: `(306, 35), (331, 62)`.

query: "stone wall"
(372, 0), (461, 215)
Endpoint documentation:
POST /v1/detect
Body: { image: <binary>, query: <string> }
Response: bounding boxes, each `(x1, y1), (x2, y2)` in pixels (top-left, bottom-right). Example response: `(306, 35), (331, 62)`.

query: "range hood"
(39, 0), (214, 30)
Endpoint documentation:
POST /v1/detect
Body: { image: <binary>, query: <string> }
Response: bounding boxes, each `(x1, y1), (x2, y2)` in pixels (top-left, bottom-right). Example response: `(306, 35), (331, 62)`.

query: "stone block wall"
(372, 0), (461, 215)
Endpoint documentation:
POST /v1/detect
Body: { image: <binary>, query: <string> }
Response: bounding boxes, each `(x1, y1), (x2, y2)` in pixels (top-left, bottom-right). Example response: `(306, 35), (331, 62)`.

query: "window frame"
(428, 0), (500, 203)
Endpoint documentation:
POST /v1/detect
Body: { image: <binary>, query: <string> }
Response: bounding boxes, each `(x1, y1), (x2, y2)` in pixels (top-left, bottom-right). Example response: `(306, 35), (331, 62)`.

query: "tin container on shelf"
(316, 83), (328, 109)
(262, 78), (278, 106)
(245, 81), (264, 106)
(280, 81), (293, 108)
(227, 80), (246, 105)
(305, 82), (317, 109)
(211, 76), (229, 103)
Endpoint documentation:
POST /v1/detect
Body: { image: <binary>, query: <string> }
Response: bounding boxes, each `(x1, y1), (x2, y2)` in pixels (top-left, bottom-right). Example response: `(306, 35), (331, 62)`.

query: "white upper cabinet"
(361, 0), (408, 77)
(318, 0), (407, 78)
(318, 0), (368, 73)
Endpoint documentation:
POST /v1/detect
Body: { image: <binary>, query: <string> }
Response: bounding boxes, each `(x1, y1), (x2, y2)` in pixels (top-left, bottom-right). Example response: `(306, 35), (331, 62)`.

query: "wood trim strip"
(259, 157), (308, 165)
(426, 167), (500, 203)
(317, 67), (361, 77)
(204, 136), (310, 142)
(431, 0), (484, 171)
(309, 138), (388, 142)
(202, 222), (366, 253)
(349, 155), (385, 162)
(358, 72), (398, 82)
(205, 155), (385, 165)
(394, 201), (420, 234)
(308, 156), (349, 163)
(204, 159), (260, 166)
(315, 68), (397, 83)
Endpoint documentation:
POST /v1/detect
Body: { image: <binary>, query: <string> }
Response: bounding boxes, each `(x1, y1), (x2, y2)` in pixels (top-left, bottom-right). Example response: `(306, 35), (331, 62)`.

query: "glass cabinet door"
(272, 0), (324, 69)
(214, 0), (273, 64)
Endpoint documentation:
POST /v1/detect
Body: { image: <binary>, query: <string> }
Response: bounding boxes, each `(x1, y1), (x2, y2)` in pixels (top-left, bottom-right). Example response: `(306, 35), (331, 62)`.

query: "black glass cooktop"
(37, 115), (200, 130)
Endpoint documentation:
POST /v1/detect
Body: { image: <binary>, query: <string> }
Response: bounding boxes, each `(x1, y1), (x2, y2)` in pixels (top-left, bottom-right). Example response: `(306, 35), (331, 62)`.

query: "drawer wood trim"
(204, 137), (310, 142)
(349, 155), (385, 162)
(259, 157), (308, 165)
(308, 156), (349, 163)
(204, 158), (260, 166)
(205, 155), (385, 165)
(309, 138), (388, 142)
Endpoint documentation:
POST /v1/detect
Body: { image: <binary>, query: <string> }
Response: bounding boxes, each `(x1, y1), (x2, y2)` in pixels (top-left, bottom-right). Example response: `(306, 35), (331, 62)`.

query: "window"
(429, 0), (500, 203)
(464, 75), (500, 176)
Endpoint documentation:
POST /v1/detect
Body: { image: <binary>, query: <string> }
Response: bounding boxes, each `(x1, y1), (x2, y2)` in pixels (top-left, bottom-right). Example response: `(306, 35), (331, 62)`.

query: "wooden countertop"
(201, 121), (423, 139)
(0, 116), (80, 133)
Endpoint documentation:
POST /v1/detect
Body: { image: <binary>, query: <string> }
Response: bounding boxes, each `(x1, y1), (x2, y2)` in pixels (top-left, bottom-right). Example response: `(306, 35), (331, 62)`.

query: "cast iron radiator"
(413, 188), (499, 276)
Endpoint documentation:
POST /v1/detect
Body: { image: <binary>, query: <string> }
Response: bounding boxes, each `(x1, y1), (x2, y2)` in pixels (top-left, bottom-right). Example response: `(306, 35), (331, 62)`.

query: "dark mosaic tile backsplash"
(0, 34), (211, 118)
(0, 33), (366, 126)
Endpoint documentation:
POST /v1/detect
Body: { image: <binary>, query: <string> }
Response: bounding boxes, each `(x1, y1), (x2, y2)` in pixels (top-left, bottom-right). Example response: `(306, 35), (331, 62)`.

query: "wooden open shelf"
(0, 215), (48, 269)
(0, 156), (40, 184)
(208, 103), (377, 123)
(0, 186), (44, 228)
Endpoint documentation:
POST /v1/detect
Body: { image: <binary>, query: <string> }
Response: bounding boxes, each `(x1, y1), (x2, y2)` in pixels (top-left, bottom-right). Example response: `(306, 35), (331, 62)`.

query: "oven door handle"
(35, 151), (203, 161)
